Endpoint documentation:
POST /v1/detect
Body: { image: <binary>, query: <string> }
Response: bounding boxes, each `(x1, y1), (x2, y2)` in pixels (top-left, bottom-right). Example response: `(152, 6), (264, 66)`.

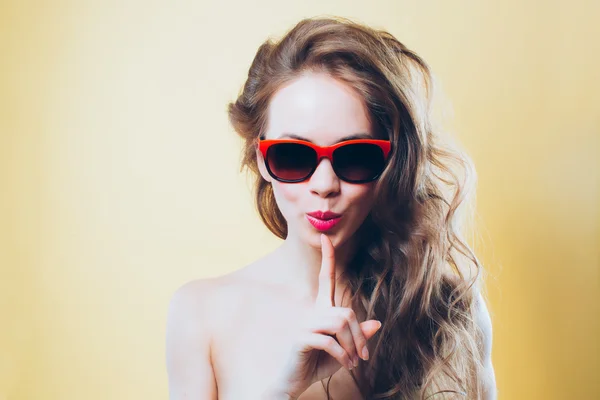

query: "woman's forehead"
(264, 72), (372, 145)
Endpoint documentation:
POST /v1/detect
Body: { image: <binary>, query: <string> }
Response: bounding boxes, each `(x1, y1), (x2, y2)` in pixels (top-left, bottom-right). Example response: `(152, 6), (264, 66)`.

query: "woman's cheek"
(344, 182), (373, 201)
(346, 184), (376, 220)
(272, 182), (304, 217)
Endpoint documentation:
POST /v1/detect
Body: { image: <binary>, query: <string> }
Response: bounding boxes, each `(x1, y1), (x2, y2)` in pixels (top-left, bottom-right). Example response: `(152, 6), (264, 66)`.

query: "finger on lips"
(317, 234), (336, 307)
(314, 234), (369, 368)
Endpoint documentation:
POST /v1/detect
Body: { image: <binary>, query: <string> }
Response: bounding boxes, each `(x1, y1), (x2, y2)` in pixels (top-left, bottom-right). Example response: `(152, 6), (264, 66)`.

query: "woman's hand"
(270, 234), (382, 399)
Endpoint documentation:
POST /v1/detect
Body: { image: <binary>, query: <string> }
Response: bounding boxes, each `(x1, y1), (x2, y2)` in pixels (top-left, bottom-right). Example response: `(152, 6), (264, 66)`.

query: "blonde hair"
(228, 16), (487, 399)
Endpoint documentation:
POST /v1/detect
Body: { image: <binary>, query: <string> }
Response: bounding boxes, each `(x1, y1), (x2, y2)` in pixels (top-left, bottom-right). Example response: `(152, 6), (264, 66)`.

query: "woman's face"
(257, 71), (377, 250)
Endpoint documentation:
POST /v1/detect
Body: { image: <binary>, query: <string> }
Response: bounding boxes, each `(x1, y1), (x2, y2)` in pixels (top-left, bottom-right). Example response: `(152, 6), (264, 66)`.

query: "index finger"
(316, 234), (336, 307)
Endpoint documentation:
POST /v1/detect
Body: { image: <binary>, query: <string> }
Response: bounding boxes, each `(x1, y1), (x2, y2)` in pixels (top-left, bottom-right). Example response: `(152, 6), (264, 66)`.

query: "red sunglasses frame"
(257, 138), (392, 183)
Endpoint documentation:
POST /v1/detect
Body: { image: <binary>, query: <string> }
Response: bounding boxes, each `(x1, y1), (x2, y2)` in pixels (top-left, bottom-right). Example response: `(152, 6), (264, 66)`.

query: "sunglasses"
(258, 138), (392, 183)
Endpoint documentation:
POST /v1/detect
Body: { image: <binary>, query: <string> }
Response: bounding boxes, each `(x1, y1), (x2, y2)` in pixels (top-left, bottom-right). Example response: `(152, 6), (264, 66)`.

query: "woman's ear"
(256, 146), (272, 183)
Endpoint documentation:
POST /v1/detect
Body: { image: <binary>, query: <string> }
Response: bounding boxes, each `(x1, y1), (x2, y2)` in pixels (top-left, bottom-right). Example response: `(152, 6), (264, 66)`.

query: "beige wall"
(1, 1), (598, 399)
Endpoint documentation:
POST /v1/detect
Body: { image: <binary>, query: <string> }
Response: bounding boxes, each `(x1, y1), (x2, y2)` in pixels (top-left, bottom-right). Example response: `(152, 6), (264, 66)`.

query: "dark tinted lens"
(333, 143), (386, 182)
(266, 143), (317, 181)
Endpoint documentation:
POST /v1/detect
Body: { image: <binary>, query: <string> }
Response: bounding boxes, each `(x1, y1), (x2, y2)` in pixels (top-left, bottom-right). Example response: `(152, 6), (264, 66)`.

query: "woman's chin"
(306, 228), (342, 249)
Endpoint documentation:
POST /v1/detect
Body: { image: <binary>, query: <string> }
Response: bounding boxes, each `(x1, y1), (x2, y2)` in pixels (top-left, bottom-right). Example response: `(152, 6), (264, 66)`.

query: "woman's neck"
(269, 233), (358, 305)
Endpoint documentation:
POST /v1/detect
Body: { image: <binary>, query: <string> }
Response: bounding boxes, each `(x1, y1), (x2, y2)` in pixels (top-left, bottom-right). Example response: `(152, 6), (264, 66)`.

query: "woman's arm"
(166, 280), (218, 400)
(475, 291), (498, 400)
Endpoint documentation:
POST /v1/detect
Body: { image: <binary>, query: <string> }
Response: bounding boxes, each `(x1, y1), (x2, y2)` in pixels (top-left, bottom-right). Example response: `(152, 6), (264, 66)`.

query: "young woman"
(166, 16), (497, 400)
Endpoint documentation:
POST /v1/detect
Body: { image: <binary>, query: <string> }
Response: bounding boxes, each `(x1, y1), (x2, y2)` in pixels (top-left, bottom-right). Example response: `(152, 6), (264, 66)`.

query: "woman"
(166, 16), (497, 399)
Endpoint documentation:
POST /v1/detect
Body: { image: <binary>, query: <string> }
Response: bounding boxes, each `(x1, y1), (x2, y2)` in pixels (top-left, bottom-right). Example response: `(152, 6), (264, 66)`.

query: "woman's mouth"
(306, 213), (342, 232)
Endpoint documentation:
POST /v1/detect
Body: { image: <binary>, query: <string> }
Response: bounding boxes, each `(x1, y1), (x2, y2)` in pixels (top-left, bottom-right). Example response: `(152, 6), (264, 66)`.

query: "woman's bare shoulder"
(171, 260), (273, 318)
(171, 274), (245, 312)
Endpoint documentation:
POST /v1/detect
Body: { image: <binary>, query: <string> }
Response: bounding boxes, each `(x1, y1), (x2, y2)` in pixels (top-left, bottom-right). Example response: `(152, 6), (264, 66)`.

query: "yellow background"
(1, 1), (598, 399)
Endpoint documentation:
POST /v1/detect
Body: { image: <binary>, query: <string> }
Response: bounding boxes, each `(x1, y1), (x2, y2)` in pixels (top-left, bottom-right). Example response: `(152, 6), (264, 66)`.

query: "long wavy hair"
(227, 16), (487, 399)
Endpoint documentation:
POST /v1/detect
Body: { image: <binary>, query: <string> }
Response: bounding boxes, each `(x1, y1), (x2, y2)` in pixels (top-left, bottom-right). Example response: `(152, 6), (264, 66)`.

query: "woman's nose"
(308, 158), (340, 197)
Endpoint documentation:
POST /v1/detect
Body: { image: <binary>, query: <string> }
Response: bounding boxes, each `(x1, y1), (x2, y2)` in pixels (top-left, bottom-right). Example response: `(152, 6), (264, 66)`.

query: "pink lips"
(306, 210), (342, 232)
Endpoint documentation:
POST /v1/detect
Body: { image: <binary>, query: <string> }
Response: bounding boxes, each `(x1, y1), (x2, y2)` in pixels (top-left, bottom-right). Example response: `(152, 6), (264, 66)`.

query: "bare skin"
(166, 239), (498, 400)
(209, 238), (374, 400)
(166, 237), (379, 400)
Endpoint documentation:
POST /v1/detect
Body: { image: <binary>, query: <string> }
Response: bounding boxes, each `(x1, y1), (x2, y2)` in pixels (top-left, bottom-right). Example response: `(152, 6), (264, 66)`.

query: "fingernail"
(347, 360), (354, 370)
(353, 355), (359, 367)
(362, 347), (369, 360)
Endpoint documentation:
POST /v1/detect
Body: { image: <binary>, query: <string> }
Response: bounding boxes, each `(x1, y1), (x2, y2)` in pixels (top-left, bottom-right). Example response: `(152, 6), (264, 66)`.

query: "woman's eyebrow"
(279, 133), (313, 142)
(337, 133), (372, 141)
(279, 132), (372, 143)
